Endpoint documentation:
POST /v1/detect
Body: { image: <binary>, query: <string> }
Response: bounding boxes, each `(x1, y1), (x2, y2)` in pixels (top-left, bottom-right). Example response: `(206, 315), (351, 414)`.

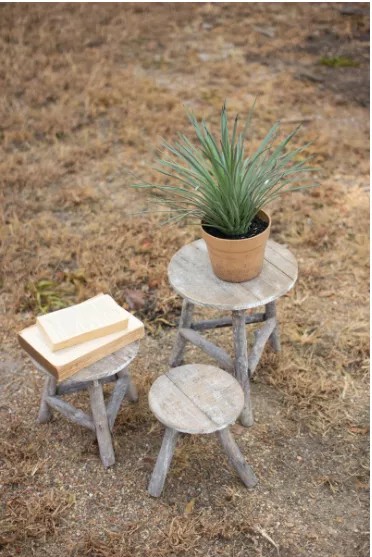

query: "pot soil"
(201, 210), (271, 283)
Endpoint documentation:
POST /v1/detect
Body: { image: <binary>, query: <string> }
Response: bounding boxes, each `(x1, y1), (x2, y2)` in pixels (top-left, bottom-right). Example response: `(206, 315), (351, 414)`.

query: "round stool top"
(168, 239), (298, 311)
(30, 342), (140, 384)
(148, 364), (244, 434)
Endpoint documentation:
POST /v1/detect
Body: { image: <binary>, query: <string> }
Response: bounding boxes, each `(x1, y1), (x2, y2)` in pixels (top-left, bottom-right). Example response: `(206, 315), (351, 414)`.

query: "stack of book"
(18, 293), (145, 381)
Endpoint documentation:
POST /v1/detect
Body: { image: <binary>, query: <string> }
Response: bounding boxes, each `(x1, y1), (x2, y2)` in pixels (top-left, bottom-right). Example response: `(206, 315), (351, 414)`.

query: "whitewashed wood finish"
(68, 342), (139, 382)
(106, 374), (130, 431)
(57, 375), (117, 396)
(148, 364), (257, 497)
(150, 375), (218, 434)
(232, 310), (253, 427)
(168, 364), (244, 429)
(168, 239), (297, 311)
(169, 300), (194, 367)
(168, 239), (298, 428)
(149, 364), (244, 434)
(89, 380), (115, 468)
(148, 427), (179, 497)
(179, 328), (233, 372)
(191, 313), (265, 331)
(248, 317), (276, 376)
(37, 375), (57, 423)
(45, 395), (95, 431)
(31, 342), (140, 467)
(217, 427), (258, 488)
(265, 301), (281, 352)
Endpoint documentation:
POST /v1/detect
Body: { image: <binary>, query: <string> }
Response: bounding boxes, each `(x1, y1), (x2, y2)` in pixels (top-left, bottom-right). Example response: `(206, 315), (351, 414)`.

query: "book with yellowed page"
(36, 293), (130, 351)
(18, 313), (144, 382)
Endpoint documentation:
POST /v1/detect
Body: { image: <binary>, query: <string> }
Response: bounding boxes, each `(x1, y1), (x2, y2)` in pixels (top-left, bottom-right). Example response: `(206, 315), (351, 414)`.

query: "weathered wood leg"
(265, 301), (281, 352)
(248, 317), (275, 377)
(106, 373), (130, 432)
(88, 380), (115, 468)
(170, 300), (194, 367)
(148, 427), (179, 497)
(46, 396), (95, 431)
(232, 310), (253, 427)
(217, 427), (258, 488)
(37, 375), (57, 423)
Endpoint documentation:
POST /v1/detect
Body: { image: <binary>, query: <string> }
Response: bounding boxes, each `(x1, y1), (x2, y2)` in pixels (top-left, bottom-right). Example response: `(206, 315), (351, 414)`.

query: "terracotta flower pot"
(201, 210), (271, 283)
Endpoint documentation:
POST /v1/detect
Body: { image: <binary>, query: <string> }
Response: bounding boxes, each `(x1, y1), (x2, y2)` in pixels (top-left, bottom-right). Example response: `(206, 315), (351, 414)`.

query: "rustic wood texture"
(217, 427), (258, 488)
(169, 299), (194, 367)
(248, 317), (276, 376)
(56, 375), (117, 396)
(148, 427), (179, 497)
(46, 395), (95, 431)
(88, 380), (115, 468)
(31, 343), (140, 467)
(179, 328), (233, 372)
(106, 374), (129, 431)
(148, 364), (256, 497)
(149, 364), (244, 434)
(168, 239), (298, 428)
(265, 300), (281, 352)
(191, 313), (265, 331)
(232, 310), (253, 427)
(168, 239), (297, 311)
(37, 375), (57, 423)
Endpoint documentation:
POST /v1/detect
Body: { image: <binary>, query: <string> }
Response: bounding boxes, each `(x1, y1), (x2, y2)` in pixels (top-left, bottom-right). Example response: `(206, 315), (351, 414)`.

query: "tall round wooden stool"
(148, 363), (258, 497)
(168, 239), (298, 427)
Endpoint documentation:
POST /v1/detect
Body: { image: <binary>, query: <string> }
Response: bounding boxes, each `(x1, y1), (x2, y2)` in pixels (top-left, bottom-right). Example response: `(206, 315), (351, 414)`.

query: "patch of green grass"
(319, 56), (360, 68)
(30, 280), (69, 313)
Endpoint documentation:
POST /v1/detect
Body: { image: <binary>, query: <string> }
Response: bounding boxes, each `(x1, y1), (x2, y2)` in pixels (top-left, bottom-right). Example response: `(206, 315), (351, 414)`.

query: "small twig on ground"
(254, 525), (280, 555)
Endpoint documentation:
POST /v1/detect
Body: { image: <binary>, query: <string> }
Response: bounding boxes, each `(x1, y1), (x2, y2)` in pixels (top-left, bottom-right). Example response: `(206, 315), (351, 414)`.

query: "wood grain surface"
(149, 364), (244, 434)
(168, 239), (298, 310)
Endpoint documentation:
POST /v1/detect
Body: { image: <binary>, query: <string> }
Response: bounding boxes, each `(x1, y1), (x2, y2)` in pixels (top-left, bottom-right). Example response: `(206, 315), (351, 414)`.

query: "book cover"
(36, 293), (130, 351)
(19, 313), (144, 381)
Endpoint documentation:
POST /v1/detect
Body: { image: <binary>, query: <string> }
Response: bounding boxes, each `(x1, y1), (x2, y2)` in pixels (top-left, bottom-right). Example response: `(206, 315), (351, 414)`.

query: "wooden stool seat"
(168, 239), (298, 427)
(149, 364), (244, 434)
(148, 364), (257, 497)
(31, 342), (140, 468)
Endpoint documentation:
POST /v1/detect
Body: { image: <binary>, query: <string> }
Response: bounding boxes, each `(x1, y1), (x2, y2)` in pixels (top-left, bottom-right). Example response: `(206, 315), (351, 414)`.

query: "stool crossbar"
(32, 342), (139, 468)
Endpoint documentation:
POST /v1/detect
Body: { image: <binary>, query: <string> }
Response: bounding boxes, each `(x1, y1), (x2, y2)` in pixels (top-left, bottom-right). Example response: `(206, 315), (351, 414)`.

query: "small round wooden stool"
(32, 342), (139, 468)
(148, 363), (258, 497)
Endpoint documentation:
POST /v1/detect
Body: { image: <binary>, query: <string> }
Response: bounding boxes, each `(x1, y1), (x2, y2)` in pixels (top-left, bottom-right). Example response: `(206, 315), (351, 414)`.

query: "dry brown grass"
(0, 3), (369, 557)
(0, 490), (74, 552)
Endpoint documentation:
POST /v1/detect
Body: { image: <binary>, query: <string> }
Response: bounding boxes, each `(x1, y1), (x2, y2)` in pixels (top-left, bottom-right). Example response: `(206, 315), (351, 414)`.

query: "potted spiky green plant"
(136, 104), (315, 282)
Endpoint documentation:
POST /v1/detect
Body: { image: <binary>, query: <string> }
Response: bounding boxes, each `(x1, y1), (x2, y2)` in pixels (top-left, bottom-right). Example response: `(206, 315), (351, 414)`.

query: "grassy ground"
(0, 3), (369, 556)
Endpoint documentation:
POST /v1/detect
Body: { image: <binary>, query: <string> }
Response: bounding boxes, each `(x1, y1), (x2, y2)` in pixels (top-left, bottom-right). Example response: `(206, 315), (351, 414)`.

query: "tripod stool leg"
(217, 427), (258, 488)
(89, 380), (115, 468)
(265, 301), (281, 352)
(232, 310), (253, 427)
(38, 375), (57, 423)
(148, 427), (179, 497)
(170, 300), (194, 367)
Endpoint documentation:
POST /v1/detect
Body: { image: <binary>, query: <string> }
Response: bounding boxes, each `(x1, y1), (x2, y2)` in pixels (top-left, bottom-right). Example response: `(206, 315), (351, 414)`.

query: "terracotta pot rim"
(201, 209), (271, 243)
